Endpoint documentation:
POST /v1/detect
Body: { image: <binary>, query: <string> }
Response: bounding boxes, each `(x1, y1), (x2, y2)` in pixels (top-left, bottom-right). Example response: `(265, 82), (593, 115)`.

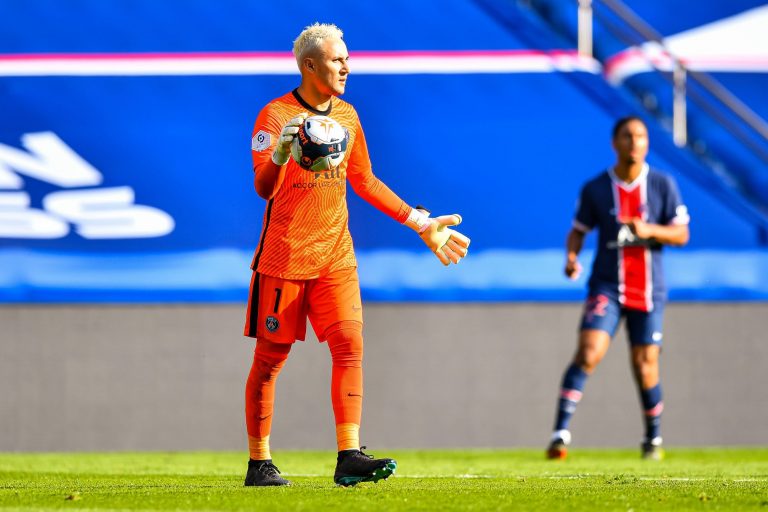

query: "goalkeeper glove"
(271, 113), (308, 166)
(404, 207), (470, 266)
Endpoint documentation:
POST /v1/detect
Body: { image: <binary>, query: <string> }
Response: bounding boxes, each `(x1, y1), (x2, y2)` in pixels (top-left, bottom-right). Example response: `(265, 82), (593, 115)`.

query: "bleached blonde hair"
(292, 23), (344, 66)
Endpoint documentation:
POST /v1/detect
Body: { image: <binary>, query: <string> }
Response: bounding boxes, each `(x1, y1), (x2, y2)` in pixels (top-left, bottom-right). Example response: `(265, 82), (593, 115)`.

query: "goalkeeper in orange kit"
(243, 22), (470, 487)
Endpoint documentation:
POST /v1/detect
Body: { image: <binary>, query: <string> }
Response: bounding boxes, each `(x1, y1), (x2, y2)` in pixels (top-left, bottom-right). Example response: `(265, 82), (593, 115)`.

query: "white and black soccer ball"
(290, 115), (349, 171)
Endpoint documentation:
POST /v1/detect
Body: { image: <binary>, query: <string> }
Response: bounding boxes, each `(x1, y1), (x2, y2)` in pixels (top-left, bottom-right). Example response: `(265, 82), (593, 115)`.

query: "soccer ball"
(291, 115), (349, 171)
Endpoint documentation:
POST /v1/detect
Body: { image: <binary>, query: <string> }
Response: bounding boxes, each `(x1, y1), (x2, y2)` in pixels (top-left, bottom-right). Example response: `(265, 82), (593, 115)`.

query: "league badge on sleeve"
(252, 130), (271, 152)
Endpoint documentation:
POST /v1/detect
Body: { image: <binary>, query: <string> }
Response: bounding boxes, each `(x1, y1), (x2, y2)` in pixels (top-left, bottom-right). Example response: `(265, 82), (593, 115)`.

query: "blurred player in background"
(547, 116), (689, 460)
(243, 23), (470, 486)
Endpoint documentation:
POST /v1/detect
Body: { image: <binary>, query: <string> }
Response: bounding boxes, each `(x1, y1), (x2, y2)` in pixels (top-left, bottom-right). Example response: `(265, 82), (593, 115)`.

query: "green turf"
(1, 448), (767, 511)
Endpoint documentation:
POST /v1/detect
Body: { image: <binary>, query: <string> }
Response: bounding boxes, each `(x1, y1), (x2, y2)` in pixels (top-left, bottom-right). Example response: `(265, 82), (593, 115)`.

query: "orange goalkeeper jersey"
(250, 90), (411, 280)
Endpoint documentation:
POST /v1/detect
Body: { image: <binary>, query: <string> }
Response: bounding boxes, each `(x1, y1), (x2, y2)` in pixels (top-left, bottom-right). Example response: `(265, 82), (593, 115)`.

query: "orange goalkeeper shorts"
(244, 266), (363, 343)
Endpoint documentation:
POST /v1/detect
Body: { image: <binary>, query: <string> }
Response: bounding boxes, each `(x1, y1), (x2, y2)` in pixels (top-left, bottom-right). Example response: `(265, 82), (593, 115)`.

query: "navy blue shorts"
(579, 292), (665, 346)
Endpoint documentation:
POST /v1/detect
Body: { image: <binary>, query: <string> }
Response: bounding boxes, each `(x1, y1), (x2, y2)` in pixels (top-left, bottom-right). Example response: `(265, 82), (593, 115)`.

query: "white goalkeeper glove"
(404, 207), (470, 266)
(271, 112), (308, 166)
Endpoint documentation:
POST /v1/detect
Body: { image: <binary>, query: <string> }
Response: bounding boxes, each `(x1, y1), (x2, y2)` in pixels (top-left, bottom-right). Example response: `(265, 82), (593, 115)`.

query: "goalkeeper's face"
(309, 37), (350, 97)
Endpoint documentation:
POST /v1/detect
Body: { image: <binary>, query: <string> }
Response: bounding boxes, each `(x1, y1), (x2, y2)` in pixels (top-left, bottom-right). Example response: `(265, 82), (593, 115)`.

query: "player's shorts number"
(273, 287), (282, 314)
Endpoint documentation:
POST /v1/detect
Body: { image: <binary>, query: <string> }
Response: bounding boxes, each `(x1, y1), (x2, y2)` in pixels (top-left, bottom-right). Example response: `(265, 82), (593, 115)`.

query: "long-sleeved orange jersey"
(250, 90), (411, 280)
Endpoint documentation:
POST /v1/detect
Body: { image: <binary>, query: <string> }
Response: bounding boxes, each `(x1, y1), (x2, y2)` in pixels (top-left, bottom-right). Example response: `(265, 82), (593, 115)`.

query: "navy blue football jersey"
(573, 165), (689, 311)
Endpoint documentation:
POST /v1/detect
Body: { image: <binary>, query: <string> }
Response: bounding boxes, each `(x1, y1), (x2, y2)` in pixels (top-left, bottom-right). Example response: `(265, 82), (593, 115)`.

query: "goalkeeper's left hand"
(404, 207), (470, 265)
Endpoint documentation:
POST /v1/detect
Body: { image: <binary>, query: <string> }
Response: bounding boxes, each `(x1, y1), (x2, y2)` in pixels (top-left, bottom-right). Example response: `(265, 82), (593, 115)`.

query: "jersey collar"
(292, 88), (333, 116)
(608, 163), (649, 191)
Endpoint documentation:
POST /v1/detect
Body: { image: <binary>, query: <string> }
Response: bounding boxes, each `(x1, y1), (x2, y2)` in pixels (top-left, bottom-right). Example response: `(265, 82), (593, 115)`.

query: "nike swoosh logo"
(258, 414), (272, 420)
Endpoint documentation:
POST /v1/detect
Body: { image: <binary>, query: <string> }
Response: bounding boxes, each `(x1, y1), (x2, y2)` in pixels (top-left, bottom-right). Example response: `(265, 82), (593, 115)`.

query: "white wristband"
(404, 208), (431, 234)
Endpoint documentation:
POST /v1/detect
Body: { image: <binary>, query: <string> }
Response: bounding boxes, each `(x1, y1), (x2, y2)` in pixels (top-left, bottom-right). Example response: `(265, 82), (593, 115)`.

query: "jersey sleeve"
(251, 105), (284, 168)
(573, 183), (596, 233)
(346, 119), (410, 223)
(251, 103), (291, 198)
(661, 175), (690, 226)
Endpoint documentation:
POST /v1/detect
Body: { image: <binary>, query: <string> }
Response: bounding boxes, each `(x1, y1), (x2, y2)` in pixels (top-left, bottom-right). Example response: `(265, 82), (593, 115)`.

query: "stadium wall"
(2, 303), (765, 452)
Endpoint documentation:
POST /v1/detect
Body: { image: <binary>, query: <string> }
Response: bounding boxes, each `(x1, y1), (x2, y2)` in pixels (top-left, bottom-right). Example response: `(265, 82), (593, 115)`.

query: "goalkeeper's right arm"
(343, 126), (470, 265)
(348, 172), (470, 266)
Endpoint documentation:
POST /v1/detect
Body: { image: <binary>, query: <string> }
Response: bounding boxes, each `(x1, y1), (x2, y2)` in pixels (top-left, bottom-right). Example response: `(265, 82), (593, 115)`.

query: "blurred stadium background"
(1, 0), (766, 452)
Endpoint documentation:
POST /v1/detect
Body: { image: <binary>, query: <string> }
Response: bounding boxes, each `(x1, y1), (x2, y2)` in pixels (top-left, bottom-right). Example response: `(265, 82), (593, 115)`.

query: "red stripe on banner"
(0, 49), (581, 61)
(617, 184), (650, 312)
(0, 51), (292, 60)
(604, 46), (768, 83)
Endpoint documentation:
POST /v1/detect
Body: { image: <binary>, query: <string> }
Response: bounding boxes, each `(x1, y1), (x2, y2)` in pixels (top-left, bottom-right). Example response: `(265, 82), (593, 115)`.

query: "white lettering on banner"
(0, 192), (69, 238)
(44, 187), (174, 239)
(0, 132), (102, 189)
(0, 132), (175, 239)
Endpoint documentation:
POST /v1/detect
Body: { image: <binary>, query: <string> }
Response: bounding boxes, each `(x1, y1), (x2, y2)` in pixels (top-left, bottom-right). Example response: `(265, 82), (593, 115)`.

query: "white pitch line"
(283, 473), (768, 481)
(284, 474), (492, 479)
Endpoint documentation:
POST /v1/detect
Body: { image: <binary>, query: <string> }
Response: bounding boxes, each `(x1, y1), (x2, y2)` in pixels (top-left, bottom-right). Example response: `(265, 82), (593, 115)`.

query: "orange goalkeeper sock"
(326, 321), (364, 451)
(245, 339), (291, 460)
(336, 423), (360, 452)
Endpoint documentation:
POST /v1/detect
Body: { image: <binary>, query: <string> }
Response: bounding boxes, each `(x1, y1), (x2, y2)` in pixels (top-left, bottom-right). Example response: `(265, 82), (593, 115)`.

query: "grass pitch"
(1, 448), (767, 511)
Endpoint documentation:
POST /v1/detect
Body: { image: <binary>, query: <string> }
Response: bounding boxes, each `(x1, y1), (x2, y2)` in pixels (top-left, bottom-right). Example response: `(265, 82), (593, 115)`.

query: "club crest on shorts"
(252, 130), (271, 152)
(265, 315), (279, 332)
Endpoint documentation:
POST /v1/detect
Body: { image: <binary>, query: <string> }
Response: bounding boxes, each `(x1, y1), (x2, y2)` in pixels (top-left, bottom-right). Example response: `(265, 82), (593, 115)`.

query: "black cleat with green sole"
(333, 447), (397, 487)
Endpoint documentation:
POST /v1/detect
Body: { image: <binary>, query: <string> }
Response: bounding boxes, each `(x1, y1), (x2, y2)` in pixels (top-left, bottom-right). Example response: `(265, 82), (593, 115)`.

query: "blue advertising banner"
(2, 1), (767, 302)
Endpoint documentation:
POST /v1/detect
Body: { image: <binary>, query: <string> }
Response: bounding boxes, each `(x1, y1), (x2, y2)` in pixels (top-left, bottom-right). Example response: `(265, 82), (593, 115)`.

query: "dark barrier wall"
(2, 303), (765, 451)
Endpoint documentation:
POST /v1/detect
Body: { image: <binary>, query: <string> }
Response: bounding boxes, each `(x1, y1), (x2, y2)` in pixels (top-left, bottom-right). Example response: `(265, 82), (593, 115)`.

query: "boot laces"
(358, 446), (374, 459)
(257, 461), (281, 476)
